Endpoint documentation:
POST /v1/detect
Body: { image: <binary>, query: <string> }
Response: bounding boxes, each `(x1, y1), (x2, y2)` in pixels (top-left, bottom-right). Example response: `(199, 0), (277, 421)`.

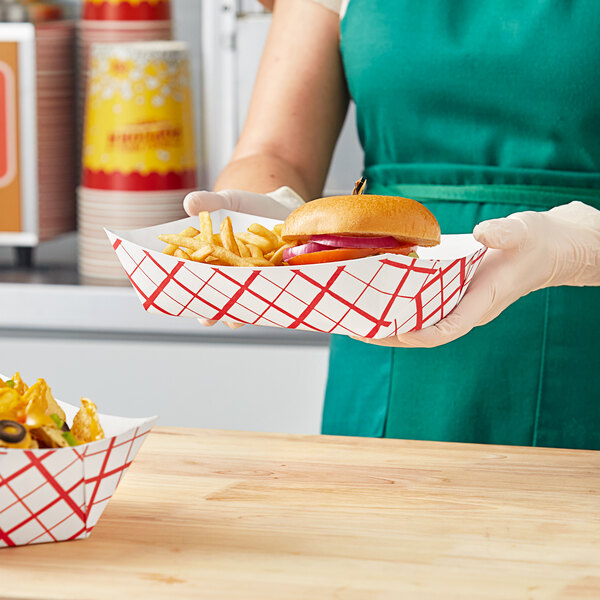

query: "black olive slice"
(0, 420), (27, 444)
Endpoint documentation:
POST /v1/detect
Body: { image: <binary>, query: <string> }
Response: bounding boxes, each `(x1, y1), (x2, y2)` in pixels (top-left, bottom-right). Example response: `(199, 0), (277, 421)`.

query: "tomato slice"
(286, 247), (376, 265)
(286, 245), (414, 265)
(379, 246), (414, 256)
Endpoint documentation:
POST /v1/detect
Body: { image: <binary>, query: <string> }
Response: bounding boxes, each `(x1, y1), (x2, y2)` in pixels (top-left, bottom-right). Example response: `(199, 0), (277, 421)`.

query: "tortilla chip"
(12, 372), (28, 395)
(72, 398), (104, 443)
(23, 379), (49, 416)
(45, 385), (66, 422)
(0, 388), (21, 415)
(30, 425), (70, 449)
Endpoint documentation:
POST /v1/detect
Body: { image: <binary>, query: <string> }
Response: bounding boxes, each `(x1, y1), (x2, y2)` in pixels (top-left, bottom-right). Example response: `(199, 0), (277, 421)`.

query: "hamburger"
(281, 194), (440, 265)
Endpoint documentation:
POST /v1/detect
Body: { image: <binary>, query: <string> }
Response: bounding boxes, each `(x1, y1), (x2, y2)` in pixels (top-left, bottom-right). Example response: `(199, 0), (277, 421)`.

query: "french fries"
(235, 232), (273, 253)
(268, 244), (294, 266)
(247, 223), (279, 247)
(220, 216), (241, 256)
(190, 246), (214, 261)
(209, 246), (254, 267)
(198, 212), (213, 242)
(161, 226), (199, 255)
(159, 212), (298, 267)
(158, 234), (207, 253)
(174, 248), (191, 260)
(236, 239), (251, 258)
(241, 241), (263, 258)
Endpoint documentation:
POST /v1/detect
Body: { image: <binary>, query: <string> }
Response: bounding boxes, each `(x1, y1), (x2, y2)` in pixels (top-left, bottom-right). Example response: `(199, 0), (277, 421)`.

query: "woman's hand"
(184, 186), (304, 329)
(355, 201), (600, 348)
(183, 187), (304, 222)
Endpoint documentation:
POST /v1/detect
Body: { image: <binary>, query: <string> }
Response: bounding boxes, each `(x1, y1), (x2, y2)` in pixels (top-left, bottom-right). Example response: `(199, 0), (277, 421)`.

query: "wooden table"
(3, 428), (600, 599)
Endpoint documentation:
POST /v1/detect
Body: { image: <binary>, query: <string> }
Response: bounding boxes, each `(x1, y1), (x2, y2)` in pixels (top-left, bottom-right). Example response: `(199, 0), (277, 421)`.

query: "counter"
(3, 428), (599, 598)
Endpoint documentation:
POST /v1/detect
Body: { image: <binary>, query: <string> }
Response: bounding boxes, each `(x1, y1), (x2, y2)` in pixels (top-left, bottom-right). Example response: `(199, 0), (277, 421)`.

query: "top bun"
(281, 195), (441, 247)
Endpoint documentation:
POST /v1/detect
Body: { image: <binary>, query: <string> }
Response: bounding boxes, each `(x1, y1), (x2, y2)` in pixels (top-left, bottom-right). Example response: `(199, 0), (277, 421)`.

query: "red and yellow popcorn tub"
(105, 210), (487, 339)
(83, 0), (171, 21)
(82, 41), (196, 192)
(0, 377), (156, 547)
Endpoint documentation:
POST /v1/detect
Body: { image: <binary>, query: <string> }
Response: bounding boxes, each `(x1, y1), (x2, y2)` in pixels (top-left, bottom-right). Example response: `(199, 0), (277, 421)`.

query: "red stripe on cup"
(82, 168), (196, 191)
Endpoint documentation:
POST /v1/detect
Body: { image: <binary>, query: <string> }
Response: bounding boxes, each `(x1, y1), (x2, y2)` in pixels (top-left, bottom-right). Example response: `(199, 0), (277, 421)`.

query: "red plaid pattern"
(107, 231), (486, 339)
(0, 414), (155, 547)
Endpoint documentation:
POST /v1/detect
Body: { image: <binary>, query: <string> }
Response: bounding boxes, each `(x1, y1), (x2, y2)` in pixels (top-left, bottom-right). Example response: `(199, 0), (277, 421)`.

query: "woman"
(186, 0), (600, 449)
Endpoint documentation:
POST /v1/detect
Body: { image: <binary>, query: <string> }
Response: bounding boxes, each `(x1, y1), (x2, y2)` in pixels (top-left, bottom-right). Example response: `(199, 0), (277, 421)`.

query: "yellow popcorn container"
(82, 41), (196, 191)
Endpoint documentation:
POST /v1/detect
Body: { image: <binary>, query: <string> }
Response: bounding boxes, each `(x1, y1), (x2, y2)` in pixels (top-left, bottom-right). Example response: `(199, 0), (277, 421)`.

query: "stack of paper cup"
(35, 20), (77, 241)
(77, 0), (172, 182)
(78, 0), (172, 79)
(79, 41), (195, 284)
(82, 0), (171, 20)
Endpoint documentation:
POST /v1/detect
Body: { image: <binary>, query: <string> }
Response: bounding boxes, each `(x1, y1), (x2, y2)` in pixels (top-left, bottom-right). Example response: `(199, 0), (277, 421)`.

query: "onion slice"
(283, 242), (331, 262)
(310, 234), (405, 248)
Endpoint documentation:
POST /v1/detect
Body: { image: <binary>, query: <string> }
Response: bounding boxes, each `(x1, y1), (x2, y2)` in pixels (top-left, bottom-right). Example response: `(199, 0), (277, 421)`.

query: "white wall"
(171, 0), (205, 185)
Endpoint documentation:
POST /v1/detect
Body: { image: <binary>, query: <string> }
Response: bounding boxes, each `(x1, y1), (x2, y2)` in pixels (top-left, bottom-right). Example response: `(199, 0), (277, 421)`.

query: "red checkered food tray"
(0, 386), (156, 547)
(106, 210), (487, 339)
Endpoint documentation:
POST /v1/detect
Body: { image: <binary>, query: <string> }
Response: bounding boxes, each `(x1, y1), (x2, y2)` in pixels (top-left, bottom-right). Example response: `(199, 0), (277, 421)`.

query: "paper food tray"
(0, 383), (156, 547)
(106, 210), (487, 339)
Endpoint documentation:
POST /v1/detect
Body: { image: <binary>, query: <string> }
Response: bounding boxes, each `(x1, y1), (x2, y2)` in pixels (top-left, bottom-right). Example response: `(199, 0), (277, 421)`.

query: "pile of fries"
(0, 373), (105, 449)
(158, 212), (297, 267)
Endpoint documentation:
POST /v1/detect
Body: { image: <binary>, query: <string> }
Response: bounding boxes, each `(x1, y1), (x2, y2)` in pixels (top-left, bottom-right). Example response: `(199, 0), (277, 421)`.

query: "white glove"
(183, 186), (305, 329)
(355, 201), (600, 348)
(183, 186), (305, 221)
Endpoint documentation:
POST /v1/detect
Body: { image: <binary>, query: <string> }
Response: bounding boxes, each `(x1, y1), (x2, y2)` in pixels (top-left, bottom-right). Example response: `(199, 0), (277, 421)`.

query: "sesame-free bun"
(281, 195), (441, 247)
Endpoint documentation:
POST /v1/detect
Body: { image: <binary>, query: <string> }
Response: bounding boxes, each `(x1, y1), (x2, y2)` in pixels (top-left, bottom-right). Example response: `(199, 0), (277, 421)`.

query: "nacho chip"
(30, 425), (70, 449)
(11, 372), (28, 395)
(0, 388), (22, 417)
(45, 384), (66, 423)
(72, 398), (105, 444)
(23, 379), (48, 415)
(23, 379), (53, 426)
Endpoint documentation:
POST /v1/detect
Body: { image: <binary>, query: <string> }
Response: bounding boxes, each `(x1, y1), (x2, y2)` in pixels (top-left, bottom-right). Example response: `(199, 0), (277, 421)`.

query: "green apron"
(322, 0), (600, 449)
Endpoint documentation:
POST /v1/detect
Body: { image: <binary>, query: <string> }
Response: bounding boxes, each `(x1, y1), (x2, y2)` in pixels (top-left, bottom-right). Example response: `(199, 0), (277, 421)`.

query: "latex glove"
(354, 201), (600, 349)
(183, 186), (305, 328)
(183, 186), (304, 222)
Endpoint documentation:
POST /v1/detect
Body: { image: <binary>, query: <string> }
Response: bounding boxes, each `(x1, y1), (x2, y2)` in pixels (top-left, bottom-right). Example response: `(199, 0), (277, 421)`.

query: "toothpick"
(352, 177), (366, 195)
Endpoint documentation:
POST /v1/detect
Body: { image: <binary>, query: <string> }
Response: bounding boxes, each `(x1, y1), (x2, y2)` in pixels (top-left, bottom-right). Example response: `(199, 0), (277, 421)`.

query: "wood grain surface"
(2, 428), (599, 599)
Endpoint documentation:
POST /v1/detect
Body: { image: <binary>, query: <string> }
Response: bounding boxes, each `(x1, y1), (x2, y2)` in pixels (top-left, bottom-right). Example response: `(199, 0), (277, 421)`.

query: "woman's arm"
(214, 0), (348, 201)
